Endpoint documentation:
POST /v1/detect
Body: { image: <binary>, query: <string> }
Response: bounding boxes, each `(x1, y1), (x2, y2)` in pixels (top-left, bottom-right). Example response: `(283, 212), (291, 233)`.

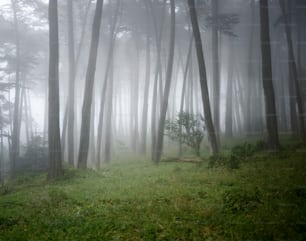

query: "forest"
(0, 0), (306, 240)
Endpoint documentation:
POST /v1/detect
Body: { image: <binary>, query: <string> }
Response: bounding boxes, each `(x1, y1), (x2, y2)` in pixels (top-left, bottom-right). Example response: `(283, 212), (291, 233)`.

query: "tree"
(211, 0), (220, 143)
(10, 0), (22, 176)
(152, 0), (176, 163)
(66, 0), (76, 166)
(259, 0), (280, 150)
(187, 0), (218, 155)
(48, 0), (62, 180)
(77, 0), (104, 169)
(165, 111), (205, 156)
(278, 0), (306, 142)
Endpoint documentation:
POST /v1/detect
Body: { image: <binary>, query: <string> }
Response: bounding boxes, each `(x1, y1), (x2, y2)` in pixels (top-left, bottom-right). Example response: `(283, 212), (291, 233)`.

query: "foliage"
(209, 141), (267, 169)
(165, 111), (205, 156)
(0, 145), (306, 240)
(16, 136), (48, 173)
(222, 187), (262, 213)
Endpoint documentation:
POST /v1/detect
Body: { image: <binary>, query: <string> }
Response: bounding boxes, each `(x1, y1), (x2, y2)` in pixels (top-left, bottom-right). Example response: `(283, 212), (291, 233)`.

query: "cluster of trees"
(0, 0), (305, 180)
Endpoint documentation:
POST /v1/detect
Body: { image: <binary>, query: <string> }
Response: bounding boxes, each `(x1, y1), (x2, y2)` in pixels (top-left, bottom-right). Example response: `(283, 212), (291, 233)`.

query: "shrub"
(16, 135), (48, 173)
(222, 187), (262, 213)
(165, 111), (205, 156)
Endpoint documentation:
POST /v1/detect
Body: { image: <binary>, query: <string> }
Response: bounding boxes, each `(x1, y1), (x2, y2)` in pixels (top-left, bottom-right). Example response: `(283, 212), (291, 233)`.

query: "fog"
(0, 0), (305, 178)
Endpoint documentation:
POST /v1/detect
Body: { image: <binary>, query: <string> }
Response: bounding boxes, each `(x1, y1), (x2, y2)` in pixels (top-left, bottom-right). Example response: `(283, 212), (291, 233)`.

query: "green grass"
(1, 145), (306, 240)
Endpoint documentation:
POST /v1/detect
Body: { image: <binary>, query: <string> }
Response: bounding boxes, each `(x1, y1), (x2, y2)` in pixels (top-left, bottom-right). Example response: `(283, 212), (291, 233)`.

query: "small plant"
(208, 153), (239, 169)
(16, 135), (48, 173)
(222, 187), (262, 213)
(165, 111), (205, 156)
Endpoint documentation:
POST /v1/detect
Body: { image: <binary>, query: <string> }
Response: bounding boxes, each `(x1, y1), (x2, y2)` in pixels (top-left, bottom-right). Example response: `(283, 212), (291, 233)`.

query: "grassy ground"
(0, 144), (306, 240)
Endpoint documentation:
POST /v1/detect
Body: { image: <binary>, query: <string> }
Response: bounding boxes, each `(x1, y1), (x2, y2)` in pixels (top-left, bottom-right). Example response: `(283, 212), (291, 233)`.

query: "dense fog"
(0, 0), (305, 179)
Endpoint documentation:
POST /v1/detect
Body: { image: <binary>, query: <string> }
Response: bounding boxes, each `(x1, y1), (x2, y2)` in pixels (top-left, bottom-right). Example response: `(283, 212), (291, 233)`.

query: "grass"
(0, 144), (306, 240)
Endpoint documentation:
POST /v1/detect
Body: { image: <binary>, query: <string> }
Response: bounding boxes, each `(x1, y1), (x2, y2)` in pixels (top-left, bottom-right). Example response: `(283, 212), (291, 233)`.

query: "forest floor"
(0, 142), (306, 241)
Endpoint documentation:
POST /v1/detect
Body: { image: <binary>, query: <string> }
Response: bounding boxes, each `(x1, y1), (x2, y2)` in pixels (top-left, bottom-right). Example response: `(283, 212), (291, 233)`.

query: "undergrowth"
(0, 143), (306, 240)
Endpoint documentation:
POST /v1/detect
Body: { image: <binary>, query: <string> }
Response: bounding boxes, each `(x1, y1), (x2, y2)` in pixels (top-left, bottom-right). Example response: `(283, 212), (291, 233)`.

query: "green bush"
(165, 111), (205, 156)
(222, 187), (262, 213)
(16, 136), (48, 173)
(208, 153), (239, 169)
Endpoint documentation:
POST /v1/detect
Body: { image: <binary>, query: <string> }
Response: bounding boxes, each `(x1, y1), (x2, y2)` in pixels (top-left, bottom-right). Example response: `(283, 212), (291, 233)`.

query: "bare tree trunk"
(67, 0), (76, 166)
(77, 0), (104, 169)
(211, 0), (220, 143)
(96, 0), (119, 165)
(48, 0), (62, 180)
(179, 35), (193, 157)
(188, 0), (218, 155)
(153, 0), (175, 163)
(140, 32), (151, 155)
(225, 38), (234, 138)
(104, 58), (114, 163)
(259, 0), (280, 150)
(10, 0), (21, 176)
(149, 0), (166, 160)
(279, 0), (306, 142)
(246, 0), (255, 135)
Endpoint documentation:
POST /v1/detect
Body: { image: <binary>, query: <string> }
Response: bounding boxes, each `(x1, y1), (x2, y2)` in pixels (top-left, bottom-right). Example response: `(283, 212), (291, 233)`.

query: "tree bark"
(259, 0), (280, 150)
(67, 0), (76, 166)
(10, 0), (21, 176)
(140, 32), (151, 155)
(77, 0), (104, 169)
(211, 0), (220, 143)
(96, 0), (119, 165)
(153, 0), (176, 163)
(48, 0), (62, 180)
(187, 0), (218, 155)
(279, 0), (306, 142)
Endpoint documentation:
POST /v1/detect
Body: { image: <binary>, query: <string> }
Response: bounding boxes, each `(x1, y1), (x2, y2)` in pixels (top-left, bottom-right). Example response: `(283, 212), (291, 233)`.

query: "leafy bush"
(222, 187), (262, 213)
(165, 111), (205, 156)
(16, 135), (48, 173)
(208, 153), (239, 169)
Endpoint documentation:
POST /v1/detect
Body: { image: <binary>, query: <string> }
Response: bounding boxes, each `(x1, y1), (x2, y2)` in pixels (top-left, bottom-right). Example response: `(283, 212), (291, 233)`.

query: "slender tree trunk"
(212, 0), (220, 143)
(104, 58), (114, 163)
(149, 0), (166, 159)
(225, 38), (234, 138)
(246, 0), (255, 135)
(188, 0), (218, 155)
(10, 0), (21, 176)
(259, 0), (280, 150)
(77, 0), (104, 169)
(61, 103), (68, 158)
(179, 35), (193, 157)
(0, 106), (3, 182)
(96, 0), (119, 165)
(48, 0), (62, 180)
(279, 0), (306, 142)
(140, 32), (151, 155)
(67, 0), (76, 165)
(153, 0), (175, 163)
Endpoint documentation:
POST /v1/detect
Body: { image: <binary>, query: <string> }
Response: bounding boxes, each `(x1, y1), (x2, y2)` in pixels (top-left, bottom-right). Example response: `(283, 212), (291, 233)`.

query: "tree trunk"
(104, 58), (114, 163)
(96, 0), (119, 165)
(225, 38), (234, 138)
(246, 0), (255, 135)
(10, 0), (21, 176)
(48, 0), (62, 180)
(259, 0), (280, 150)
(140, 32), (151, 155)
(179, 35), (193, 157)
(77, 0), (104, 169)
(153, 0), (176, 163)
(211, 0), (220, 143)
(279, 0), (306, 142)
(67, 0), (76, 166)
(149, 0), (166, 160)
(187, 0), (218, 155)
